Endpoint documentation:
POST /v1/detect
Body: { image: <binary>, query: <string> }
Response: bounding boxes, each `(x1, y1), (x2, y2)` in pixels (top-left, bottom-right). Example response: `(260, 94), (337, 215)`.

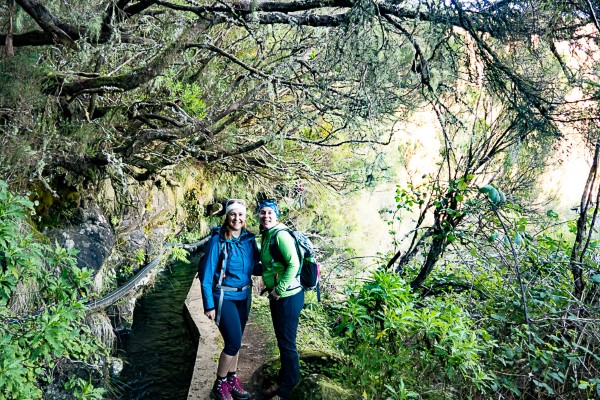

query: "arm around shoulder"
(251, 239), (263, 276)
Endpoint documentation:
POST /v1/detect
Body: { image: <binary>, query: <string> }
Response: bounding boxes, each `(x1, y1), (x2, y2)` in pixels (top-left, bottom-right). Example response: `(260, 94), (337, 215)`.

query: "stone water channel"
(112, 255), (200, 399)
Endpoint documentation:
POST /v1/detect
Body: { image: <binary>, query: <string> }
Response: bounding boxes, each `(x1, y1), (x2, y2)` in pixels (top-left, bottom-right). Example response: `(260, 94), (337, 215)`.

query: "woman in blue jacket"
(199, 199), (260, 400)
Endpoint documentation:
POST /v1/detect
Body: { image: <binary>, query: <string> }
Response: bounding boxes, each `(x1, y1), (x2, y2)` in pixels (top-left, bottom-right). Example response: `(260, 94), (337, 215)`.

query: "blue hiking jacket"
(199, 227), (260, 311)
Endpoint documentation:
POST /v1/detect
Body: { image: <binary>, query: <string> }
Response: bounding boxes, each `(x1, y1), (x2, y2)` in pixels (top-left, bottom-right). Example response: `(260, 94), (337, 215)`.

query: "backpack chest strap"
(218, 284), (251, 292)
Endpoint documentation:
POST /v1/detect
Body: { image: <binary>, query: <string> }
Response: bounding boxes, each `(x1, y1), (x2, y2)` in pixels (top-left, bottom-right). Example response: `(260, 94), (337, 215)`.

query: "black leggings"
(217, 297), (250, 356)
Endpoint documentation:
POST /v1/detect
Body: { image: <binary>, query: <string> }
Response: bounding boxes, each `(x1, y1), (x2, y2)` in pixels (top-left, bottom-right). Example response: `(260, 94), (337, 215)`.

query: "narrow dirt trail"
(186, 279), (269, 399)
(236, 317), (270, 398)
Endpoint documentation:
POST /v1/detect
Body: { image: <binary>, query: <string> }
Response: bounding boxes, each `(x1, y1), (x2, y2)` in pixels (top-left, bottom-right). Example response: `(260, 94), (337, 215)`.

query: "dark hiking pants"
(269, 290), (304, 399)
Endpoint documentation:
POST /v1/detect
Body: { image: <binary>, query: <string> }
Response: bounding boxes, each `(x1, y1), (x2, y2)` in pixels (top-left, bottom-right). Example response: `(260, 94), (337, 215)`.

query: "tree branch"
(44, 19), (216, 96)
(284, 133), (393, 147)
(187, 43), (312, 87)
(15, 0), (78, 49)
(571, 139), (600, 299)
(2, 0), (158, 48)
(5, 0), (15, 56)
(157, 0), (353, 14)
(204, 138), (268, 162)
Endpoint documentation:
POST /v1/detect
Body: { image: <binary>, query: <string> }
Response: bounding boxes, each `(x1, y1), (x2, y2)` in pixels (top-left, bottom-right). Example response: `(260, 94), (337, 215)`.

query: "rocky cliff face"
(47, 205), (115, 276)
(43, 167), (216, 334)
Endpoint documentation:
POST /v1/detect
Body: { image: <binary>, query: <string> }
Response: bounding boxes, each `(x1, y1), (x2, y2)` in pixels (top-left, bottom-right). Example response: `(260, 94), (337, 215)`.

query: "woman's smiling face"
(259, 206), (277, 229)
(226, 209), (246, 233)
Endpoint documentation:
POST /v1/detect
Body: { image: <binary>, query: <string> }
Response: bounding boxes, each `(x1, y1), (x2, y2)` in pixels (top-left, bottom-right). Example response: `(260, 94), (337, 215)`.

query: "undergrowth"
(0, 180), (109, 399)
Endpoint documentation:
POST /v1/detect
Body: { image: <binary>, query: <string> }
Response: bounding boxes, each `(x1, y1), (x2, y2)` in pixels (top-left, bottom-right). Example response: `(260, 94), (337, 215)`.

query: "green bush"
(0, 180), (108, 399)
(334, 270), (494, 399)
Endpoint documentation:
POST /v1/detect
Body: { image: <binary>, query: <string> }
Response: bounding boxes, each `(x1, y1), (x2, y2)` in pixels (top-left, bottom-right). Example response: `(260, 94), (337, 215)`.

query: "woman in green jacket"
(258, 199), (304, 400)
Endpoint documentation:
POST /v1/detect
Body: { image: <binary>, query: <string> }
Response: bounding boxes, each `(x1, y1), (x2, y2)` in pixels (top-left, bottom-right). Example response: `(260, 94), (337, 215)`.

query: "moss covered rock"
(251, 350), (348, 397)
(291, 374), (361, 400)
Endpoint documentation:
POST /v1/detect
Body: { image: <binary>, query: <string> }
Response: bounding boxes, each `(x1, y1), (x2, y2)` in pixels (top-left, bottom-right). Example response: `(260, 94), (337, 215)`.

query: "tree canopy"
(1, 0), (597, 191)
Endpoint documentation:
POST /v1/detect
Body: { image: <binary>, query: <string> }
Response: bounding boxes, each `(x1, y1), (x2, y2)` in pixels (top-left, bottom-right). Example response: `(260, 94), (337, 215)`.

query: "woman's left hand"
(270, 289), (280, 300)
(204, 310), (216, 320)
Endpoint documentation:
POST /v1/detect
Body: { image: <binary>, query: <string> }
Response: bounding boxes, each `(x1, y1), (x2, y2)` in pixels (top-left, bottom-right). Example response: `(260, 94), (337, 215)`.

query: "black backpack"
(269, 228), (320, 294)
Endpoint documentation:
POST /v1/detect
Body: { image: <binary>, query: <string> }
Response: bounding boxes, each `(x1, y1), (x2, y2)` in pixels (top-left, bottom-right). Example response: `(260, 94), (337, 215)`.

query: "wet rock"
(109, 356), (124, 376)
(47, 205), (115, 273)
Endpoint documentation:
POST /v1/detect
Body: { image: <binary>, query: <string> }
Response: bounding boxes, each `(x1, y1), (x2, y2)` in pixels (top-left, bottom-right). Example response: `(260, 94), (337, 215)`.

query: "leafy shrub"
(334, 270), (494, 399)
(477, 226), (600, 399)
(419, 196), (600, 399)
(0, 180), (108, 399)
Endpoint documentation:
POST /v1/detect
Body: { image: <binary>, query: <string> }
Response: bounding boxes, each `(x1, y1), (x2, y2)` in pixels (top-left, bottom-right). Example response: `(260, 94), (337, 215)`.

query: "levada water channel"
(112, 255), (199, 399)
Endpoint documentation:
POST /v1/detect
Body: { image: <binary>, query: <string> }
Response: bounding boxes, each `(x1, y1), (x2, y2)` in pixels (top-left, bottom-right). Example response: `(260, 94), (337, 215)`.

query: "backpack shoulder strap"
(268, 228), (287, 264)
(269, 228), (303, 274)
(213, 235), (227, 287)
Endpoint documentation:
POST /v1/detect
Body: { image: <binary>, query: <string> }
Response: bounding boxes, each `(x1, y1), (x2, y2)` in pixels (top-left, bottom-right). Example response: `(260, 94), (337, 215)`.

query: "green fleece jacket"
(260, 223), (302, 297)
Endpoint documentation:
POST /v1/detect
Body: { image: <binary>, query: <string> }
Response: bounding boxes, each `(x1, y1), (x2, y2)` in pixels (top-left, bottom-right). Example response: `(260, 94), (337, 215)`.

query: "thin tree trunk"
(570, 139), (600, 299)
(410, 231), (446, 289)
(5, 0), (14, 56)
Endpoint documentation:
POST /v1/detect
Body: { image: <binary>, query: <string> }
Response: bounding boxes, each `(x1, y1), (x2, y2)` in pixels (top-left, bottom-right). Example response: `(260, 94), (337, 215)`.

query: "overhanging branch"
(44, 19), (217, 96)
(186, 43), (313, 87)
(203, 138), (268, 162)
(15, 0), (78, 49)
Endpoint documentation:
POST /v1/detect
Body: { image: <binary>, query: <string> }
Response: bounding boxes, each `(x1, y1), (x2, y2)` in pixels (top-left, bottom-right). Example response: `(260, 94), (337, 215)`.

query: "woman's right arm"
(272, 231), (301, 296)
(199, 236), (220, 312)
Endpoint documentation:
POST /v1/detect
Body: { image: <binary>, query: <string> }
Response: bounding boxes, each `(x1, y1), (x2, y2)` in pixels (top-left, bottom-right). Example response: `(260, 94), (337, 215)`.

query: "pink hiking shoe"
(228, 374), (252, 400)
(211, 378), (233, 400)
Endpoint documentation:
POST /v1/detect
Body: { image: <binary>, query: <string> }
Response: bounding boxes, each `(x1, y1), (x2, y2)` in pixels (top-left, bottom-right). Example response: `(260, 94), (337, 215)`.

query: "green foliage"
(406, 187), (600, 399)
(152, 72), (207, 118)
(298, 304), (338, 354)
(478, 184), (506, 207)
(169, 81), (207, 118)
(169, 246), (190, 264)
(0, 180), (108, 399)
(84, 15), (103, 42)
(334, 270), (493, 399)
(116, 263), (135, 283)
(116, 248), (147, 283)
(65, 376), (105, 400)
(481, 210), (600, 398)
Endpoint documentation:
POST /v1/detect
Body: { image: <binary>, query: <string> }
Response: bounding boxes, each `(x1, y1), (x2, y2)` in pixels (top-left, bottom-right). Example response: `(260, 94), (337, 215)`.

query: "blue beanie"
(257, 199), (280, 218)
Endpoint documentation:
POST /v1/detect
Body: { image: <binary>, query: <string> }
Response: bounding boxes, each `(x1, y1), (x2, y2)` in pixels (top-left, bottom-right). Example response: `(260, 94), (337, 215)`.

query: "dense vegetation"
(260, 184), (600, 399)
(329, 190), (600, 399)
(0, 181), (108, 399)
(1, 0), (600, 398)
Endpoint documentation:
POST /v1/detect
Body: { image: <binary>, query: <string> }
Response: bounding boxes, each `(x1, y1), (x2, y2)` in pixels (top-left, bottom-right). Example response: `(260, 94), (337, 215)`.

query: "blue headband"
(257, 199), (279, 217)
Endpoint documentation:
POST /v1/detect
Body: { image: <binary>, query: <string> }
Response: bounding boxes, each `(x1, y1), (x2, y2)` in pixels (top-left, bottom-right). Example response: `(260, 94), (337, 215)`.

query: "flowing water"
(114, 256), (199, 399)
